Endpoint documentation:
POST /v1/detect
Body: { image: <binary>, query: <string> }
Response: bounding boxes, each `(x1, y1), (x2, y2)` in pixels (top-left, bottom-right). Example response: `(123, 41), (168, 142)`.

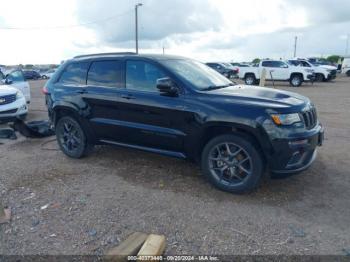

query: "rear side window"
(262, 61), (272, 67)
(87, 60), (123, 88)
(59, 62), (89, 85)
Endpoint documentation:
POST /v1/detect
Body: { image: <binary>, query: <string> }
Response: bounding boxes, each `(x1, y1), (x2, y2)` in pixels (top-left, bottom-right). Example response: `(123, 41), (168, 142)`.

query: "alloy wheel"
(58, 120), (82, 153)
(208, 142), (252, 186)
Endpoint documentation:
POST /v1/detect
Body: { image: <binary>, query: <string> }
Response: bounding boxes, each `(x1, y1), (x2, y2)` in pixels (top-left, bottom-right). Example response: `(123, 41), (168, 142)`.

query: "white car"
(41, 69), (56, 79)
(1, 70), (31, 103)
(342, 57), (350, 77)
(288, 59), (336, 82)
(0, 85), (28, 123)
(239, 60), (315, 87)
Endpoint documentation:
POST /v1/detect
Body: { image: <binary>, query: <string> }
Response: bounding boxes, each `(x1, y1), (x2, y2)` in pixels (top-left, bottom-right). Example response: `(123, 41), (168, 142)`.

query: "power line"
(0, 9), (133, 30)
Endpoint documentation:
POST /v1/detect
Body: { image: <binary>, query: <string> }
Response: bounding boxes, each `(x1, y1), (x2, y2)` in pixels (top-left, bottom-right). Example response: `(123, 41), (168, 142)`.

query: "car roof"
(71, 52), (187, 62)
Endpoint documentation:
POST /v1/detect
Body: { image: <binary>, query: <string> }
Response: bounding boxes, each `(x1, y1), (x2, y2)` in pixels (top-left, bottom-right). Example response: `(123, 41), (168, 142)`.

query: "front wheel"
(315, 73), (324, 82)
(244, 74), (256, 85)
(201, 134), (264, 194)
(290, 74), (303, 87)
(346, 70), (350, 77)
(56, 116), (93, 158)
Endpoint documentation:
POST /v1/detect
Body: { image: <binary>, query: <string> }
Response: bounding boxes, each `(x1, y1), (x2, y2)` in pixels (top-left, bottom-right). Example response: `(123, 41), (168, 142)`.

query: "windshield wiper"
(201, 83), (235, 91)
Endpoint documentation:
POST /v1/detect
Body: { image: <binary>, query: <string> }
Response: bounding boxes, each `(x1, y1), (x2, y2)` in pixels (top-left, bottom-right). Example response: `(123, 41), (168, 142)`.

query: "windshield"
(162, 59), (233, 90)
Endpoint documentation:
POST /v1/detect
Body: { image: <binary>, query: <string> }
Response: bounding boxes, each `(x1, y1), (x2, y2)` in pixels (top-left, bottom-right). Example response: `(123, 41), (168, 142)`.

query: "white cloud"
(0, 0), (349, 64)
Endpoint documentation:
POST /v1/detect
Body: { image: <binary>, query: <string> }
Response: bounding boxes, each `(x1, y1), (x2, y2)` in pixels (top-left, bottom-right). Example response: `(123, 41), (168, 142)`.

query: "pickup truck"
(239, 60), (315, 87)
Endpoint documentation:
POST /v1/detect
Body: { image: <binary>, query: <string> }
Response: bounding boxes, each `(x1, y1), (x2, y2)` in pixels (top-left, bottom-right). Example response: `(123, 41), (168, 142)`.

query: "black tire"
(55, 116), (93, 158)
(346, 70), (350, 77)
(42, 75), (48, 79)
(244, 74), (256, 85)
(315, 73), (324, 82)
(290, 74), (303, 87)
(201, 134), (264, 194)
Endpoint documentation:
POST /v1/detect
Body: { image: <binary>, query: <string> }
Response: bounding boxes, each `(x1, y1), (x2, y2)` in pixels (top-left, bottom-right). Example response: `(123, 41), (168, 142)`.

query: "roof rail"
(74, 52), (136, 59)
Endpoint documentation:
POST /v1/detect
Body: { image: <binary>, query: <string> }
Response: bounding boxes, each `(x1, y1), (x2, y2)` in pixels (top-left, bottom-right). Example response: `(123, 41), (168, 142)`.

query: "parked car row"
(205, 62), (239, 79)
(238, 59), (315, 87)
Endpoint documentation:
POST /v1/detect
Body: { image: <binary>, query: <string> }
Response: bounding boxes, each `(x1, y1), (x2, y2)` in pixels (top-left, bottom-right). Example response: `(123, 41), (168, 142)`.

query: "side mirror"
(5, 78), (13, 85)
(156, 77), (178, 96)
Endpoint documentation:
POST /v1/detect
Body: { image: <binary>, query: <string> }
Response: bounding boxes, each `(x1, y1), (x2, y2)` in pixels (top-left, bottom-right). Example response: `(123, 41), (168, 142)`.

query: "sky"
(0, 0), (349, 65)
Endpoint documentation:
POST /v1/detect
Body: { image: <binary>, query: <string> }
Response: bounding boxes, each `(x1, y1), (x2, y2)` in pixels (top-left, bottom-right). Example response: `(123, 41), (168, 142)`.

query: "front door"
(115, 59), (187, 153)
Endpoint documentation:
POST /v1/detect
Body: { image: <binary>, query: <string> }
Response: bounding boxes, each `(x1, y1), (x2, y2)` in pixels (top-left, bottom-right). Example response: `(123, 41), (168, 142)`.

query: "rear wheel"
(245, 74), (256, 85)
(201, 134), (263, 194)
(56, 116), (93, 158)
(290, 74), (303, 87)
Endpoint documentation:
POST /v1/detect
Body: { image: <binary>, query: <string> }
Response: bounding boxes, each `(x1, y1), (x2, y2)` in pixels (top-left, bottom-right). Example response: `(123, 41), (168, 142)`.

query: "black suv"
(44, 53), (324, 193)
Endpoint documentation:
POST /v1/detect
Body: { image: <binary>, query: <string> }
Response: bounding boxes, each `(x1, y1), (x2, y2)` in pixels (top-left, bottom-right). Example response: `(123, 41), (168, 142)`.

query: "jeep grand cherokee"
(43, 53), (324, 193)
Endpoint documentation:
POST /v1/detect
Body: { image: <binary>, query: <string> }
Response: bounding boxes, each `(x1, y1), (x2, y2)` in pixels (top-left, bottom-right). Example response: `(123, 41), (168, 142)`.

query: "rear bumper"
(269, 125), (324, 174)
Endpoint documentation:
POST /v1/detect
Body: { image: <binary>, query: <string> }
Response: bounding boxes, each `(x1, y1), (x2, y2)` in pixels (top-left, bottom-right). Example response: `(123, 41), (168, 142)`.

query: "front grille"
(301, 107), (317, 130)
(330, 70), (337, 76)
(0, 108), (17, 115)
(0, 94), (16, 105)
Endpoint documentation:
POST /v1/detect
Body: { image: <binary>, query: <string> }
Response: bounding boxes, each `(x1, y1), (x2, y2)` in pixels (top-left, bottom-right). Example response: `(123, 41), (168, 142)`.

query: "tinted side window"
(301, 61), (311, 67)
(59, 62), (89, 85)
(262, 61), (272, 67)
(8, 70), (25, 82)
(126, 60), (167, 92)
(267, 61), (287, 68)
(87, 60), (123, 88)
(288, 60), (300, 66)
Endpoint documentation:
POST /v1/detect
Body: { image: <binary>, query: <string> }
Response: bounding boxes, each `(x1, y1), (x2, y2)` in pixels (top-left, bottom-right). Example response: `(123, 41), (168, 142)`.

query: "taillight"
(42, 86), (49, 95)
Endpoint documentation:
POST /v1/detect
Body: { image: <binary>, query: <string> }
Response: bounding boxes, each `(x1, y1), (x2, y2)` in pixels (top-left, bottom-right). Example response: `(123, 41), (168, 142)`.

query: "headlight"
(326, 69), (332, 72)
(16, 91), (24, 99)
(271, 113), (301, 125)
(305, 69), (314, 73)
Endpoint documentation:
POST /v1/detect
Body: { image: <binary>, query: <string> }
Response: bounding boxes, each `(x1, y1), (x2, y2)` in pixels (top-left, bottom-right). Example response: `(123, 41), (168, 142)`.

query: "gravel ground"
(1, 77), (350, 256)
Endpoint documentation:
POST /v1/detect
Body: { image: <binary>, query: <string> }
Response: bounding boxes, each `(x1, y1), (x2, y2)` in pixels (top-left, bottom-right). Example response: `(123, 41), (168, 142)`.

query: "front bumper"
(269, 125), (324, 174)
(326, 73), (337, 80)
(0, 98), (28, 123)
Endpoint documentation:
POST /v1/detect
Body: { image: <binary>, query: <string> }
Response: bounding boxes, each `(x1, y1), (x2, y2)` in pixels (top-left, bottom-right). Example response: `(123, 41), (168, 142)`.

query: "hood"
(319, 65), (337, 70)
(203, 85), (309, 109)
(0, 85), (18, 96)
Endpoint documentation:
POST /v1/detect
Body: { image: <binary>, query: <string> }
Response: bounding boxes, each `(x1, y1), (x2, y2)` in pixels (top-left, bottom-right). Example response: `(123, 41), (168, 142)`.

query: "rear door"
(53, 62), (90, 108)
(82, 59), (129, 142)
(261, 61), (289, 80)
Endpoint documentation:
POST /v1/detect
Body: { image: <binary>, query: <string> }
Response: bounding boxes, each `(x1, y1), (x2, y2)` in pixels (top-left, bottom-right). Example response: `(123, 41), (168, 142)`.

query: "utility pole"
(162, 46), (165, 55)
(135, 3), (143, 54)
(293, 36), (298, 58)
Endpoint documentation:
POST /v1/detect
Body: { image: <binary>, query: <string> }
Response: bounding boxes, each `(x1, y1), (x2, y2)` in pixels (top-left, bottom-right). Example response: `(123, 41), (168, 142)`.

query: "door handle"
(77, 90), (87, 94)
(121, 94), (135, 100)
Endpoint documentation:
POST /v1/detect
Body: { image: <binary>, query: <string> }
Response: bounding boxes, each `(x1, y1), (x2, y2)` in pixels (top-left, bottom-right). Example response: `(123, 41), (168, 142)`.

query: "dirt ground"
(1, 77), (350, 256)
